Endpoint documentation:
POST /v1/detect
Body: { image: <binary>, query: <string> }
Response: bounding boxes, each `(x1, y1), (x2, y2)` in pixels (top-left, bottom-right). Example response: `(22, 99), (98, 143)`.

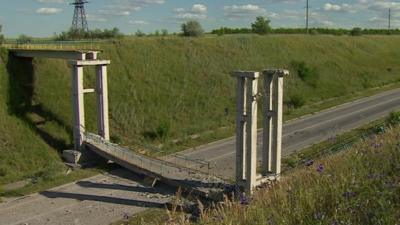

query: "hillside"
(2, 35), (400, 188)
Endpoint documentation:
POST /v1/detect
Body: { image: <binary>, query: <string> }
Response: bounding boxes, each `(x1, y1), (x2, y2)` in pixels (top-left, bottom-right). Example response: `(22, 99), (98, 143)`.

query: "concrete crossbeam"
(10, 49), (100, 60)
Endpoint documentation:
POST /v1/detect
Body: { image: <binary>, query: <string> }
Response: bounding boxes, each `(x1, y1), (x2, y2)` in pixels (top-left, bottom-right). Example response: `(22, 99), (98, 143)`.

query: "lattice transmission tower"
(71, 0), (89, 32)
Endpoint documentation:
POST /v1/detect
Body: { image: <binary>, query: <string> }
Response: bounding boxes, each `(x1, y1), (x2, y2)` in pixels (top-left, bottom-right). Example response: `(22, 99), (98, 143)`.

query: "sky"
(0, 0), (399, 37)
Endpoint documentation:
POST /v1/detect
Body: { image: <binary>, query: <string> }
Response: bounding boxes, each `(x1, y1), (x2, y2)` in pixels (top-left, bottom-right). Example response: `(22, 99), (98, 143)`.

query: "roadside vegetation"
(2, 34), (400, 195)
(121, 114), (400, 225)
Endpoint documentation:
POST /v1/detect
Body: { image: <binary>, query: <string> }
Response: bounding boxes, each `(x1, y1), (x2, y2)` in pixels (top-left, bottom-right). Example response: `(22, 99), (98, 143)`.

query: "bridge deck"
(10, 49), (99, 60)
(84, 133), (228, 199)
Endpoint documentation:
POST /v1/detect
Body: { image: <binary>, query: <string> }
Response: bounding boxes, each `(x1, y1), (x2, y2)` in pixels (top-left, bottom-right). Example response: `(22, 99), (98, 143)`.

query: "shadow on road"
(41, 191), (167, 208)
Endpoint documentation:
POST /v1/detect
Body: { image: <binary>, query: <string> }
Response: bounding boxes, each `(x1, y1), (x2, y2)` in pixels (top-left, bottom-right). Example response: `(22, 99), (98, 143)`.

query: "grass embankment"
(125, 122), (400, 225)
(33, 35), (400, 153)
(2, 35), (400, 194)
(0, 49), (98, 197)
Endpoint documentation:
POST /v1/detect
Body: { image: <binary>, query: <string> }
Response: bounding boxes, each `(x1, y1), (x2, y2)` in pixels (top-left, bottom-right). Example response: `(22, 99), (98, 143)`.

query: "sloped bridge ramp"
(83, 133), (228, 199)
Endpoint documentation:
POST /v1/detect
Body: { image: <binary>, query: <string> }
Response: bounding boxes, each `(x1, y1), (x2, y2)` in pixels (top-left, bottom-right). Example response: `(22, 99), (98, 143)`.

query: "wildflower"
(240, 193), (249, 205)
(316, 164), (324, 173)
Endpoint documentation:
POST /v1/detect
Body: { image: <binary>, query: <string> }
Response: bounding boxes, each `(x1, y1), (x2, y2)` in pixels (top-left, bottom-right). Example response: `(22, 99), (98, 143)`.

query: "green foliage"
(309, 29), (319, 35)
(388, 111), (400, 125)
(287, 94), (306, 109)
(211, 27), (252, 36)
(251, 16), (272, 35)
(291, 61), (319, 87)
(54, 27), (123, 40)
(17, 34), (32, 44)
(181, 20), (204, 37)
(351, 27), (363, 36)
(135, 30), (146, 37)
(0, 25), (3, 44)
(161, 29), (169, 36)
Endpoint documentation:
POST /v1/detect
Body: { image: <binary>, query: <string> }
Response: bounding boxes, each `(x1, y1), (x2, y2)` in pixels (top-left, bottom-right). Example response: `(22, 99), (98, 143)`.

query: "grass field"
(2, 34), (400, 191)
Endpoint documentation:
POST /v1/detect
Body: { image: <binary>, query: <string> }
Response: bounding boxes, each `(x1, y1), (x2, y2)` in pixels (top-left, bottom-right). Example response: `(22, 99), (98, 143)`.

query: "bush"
(161, 29), (168, 36)
(292, 61), (319, 87)
(251, 16), (272, 35)
(0, 25), (4, 44)
(17, 34), (32, 44)
(135, 30), (146, 37)
(310, 29), (319, 35)
(181, 20), (204, 37)
(351, 27), (363, 36)
(388, 111), (400, 125)
(54, 27), (123, 40)
(287, 94), (306, 109)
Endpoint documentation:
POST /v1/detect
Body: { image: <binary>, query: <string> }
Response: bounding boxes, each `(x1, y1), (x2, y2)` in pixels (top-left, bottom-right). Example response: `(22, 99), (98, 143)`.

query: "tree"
(0, 25), (4, 44)
(181, 20), (204, 37)
(350, 27), (363, 36)
(17, 34), (32, 44)
(251, 16), (272, 35)
(161, 29), (169, 36)
(135, 30), (146, 37)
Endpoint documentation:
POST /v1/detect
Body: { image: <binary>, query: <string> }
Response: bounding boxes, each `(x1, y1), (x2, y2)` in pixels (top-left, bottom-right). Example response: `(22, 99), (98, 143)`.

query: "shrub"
(181, 20), (204, 37)
(287, 94), (306, 109)
(17, 34), (32, 44)
(310, 29), (319, 35)
(0, 25), (4, 44)
(54, 27), (123, 40)
(351, 27), (363, 36)
(388, 111), (400, 125)
(251, 16), (272, 35)
(135, 30), (146, 37)
(292, 61), (319, 88)
(161, 29), (168, 36)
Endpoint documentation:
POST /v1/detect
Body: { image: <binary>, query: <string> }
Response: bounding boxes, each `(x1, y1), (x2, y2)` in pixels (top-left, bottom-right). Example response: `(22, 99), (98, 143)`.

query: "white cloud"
(129, 20), (149, 25)
(223, 4), (272, 20)
(36, 8), (63, 15)
(37, 0), (65, 3)
(174, 4), (208, 20)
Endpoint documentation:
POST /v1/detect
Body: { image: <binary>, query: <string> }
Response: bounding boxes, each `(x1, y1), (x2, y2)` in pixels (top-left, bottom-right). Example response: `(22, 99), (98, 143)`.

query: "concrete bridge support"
(70, 60), (111, 151)
(233, 69), (288, 193)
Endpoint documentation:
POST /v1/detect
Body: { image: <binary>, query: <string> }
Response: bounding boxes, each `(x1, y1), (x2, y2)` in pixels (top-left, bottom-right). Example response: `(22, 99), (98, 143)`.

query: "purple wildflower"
(316, 164), (324, 173)
(240, 193), (249, 205)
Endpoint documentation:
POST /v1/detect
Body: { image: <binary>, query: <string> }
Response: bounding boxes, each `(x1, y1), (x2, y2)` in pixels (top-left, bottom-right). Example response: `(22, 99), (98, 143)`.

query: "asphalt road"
(181, 88), (400, 178)
(1, 88), (400, 225)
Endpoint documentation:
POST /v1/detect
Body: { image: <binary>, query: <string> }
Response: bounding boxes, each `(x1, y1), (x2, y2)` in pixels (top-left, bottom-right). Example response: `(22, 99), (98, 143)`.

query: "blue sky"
(0, 0), (399, 37)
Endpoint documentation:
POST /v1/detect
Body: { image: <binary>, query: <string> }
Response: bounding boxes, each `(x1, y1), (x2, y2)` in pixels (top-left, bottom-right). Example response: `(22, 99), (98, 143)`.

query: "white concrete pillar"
(72, 65), (85, 150)
(262, 72), (274, 175)
(245, 73), (259, 192)
(271, 72), (284, 175)
(235, 76), (247, 181)
(96, 65), (110, 141)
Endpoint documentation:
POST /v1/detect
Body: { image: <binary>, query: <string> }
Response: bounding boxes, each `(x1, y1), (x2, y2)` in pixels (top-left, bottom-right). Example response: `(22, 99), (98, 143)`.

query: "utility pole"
(389, 8), (391, 30)
(306, 0), (310, 34)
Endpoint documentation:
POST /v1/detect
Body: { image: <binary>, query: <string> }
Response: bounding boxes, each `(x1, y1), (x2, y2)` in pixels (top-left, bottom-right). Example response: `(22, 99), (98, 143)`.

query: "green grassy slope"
(0, 49), (65, 185)
(33, 35), (400, 152)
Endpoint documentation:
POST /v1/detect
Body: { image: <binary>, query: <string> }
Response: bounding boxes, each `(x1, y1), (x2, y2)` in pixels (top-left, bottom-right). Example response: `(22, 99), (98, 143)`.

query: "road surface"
(1, 88), (400, 225)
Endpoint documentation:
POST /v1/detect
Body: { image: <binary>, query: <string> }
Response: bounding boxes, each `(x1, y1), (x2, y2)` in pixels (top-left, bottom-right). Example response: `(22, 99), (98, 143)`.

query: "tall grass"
(163, 125), (400, 225)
